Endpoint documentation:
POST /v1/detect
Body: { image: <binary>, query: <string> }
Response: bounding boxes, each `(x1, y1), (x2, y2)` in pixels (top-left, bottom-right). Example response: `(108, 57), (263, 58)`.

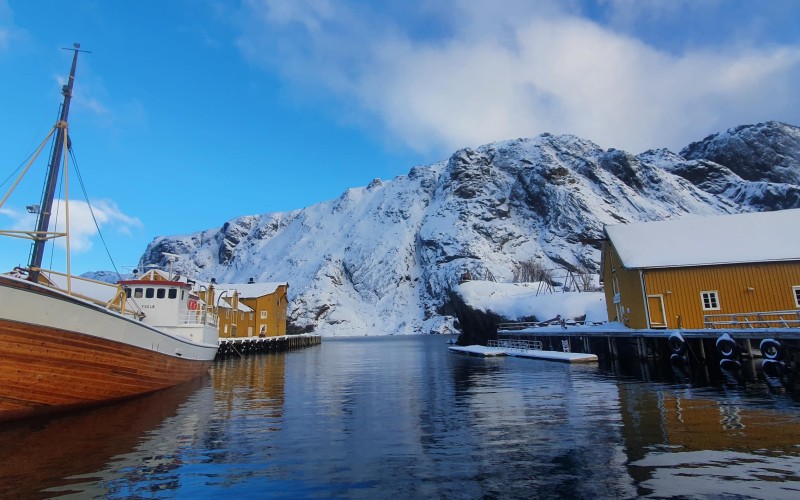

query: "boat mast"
(28, 43), (85, 283)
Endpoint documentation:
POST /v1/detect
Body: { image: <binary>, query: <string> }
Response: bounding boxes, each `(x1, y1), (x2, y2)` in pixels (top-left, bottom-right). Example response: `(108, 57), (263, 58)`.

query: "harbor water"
(2, 334), (800, 498)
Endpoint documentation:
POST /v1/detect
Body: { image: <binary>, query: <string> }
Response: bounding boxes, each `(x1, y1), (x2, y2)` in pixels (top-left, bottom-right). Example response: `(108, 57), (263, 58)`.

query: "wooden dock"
(448, 340), (598, 363)
(448, 345), (506, 357)
(493, 320), (800, 379)
(216, 334), (321, 359)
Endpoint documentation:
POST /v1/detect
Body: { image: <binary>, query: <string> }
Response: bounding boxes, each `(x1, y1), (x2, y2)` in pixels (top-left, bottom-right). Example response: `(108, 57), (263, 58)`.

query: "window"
(261, 311), (268, 320)
(701, 291), (720, 310)
(157, 288), (166, 299)
(793, 286), (800, 308)
(145, 288), (155, 299)
(134, 288), (143, 298)
(168, 288), (177, 299)
(125, 288), (131, 298)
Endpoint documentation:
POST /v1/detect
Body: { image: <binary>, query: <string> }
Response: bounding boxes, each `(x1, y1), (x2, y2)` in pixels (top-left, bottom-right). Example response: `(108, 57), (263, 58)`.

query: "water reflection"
(632, 450), (800, 499)
(1, 336), (799, 498)
(617, 380), (800, 497)
(0, 376), (209, 498)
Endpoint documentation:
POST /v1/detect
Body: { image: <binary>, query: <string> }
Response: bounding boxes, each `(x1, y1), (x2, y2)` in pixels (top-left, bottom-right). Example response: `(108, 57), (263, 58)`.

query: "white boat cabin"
(118, 269), (214, 329)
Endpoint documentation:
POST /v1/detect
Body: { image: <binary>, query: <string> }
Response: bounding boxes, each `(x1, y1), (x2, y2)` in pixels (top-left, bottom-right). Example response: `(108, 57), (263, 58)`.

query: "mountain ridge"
(137, 121), (800, 336)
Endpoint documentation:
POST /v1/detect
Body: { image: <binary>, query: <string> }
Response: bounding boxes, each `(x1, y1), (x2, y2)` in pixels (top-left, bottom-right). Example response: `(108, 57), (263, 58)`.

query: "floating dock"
(448, 345), (506, 357)
(448, 340), (598, 363)
(505, 349), (598, 363)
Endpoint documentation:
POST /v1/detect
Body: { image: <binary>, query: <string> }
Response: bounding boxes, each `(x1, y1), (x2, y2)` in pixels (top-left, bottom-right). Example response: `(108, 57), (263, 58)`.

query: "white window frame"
(793, 286), (800, 308)
(261, 310), (268, 320)
(701, 290), (720, 311)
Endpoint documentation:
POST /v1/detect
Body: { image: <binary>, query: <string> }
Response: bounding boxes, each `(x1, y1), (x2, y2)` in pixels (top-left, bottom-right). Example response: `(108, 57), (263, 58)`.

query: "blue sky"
(1, 0), (799, 275)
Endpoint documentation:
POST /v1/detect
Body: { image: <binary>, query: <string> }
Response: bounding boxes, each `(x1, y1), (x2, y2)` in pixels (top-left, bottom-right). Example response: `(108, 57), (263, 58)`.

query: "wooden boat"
(0, 45), (219, 422)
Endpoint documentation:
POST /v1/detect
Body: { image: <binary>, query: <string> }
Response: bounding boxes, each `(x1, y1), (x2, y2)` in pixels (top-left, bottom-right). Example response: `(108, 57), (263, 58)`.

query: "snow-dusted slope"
(138, 123), (800, 336)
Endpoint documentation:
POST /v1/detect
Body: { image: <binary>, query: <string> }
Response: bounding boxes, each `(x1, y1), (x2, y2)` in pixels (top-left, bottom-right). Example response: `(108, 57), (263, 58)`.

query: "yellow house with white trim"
(198, 280), (289, 338)
(601, 209), (800, 330)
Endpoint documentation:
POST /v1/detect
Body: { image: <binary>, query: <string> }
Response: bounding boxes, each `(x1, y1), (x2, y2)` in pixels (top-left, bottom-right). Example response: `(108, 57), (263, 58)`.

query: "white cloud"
(1, 199), (141, 253)
(236, 0), (800, 154)
(0, 0), (28, 53)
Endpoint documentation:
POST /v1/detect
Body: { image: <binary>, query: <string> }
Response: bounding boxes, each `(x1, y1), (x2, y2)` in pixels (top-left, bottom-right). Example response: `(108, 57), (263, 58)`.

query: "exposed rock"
(135, 123), (800, 336)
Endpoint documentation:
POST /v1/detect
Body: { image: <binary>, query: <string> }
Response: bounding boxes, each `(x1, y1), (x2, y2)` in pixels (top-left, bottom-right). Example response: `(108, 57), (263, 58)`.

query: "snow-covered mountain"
(138, 121), (800, 336)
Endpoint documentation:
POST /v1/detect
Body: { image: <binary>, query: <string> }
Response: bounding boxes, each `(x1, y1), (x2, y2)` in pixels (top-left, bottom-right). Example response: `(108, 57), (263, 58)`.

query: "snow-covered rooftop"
(216, 300), (253, 313)
(457, 281), (607, 322)
(605, 208), (800, 269)
(211, 282), (287, 299)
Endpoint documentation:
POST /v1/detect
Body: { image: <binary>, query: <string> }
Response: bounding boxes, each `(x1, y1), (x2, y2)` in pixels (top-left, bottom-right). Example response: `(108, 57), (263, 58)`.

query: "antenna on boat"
(162, 252), (181, 281)
(28, 43), (91, 283)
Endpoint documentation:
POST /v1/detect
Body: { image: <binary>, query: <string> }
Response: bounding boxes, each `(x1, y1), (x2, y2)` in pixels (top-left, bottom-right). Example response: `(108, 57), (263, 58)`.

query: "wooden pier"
(215, 334), (321, 360)
(495, 320), (800, 380)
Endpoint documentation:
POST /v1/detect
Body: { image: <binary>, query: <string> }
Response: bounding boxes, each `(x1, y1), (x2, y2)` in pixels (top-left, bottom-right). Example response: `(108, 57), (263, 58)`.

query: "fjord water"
(2, 335), (799, 498)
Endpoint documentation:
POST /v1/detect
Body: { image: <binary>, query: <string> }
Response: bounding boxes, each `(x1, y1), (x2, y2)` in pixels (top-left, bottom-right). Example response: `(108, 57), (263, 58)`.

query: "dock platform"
(448, 345), (506, 357)
(507, 349), (598, 363)
(216, 333), (321, 359)
(448, 342), (598, 363)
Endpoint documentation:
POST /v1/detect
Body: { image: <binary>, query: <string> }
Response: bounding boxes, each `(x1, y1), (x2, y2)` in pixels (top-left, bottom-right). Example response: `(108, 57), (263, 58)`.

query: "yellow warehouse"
(601, 209), (800, 329)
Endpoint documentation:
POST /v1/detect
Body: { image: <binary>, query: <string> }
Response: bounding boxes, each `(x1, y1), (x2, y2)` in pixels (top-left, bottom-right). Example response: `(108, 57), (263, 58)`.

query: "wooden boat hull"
(0, 275), (217, 422)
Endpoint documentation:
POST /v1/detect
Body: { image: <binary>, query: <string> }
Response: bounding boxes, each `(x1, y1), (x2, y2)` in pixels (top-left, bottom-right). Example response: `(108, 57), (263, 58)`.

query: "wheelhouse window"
(125, 287), (131, 298)
(145, 288), (155, 299)
(701, 291), (720, 310)
(168, 288), (177, 299)
(793, 286), (800, 308)
(134, 288), (143, 298)
(157, 288), (166, 299)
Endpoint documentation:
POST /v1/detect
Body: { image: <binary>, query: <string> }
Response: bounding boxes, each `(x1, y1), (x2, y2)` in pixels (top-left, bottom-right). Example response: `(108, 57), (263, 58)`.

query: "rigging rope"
(68, 145), (124, 282)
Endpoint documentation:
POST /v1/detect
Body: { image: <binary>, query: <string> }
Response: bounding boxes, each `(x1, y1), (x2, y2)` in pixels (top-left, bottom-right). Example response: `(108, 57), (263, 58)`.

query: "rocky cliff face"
(138, 122), (800, 336)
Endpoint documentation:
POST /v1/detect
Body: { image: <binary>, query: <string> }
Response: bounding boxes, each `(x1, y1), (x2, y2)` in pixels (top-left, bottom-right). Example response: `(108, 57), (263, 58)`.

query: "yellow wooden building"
(198, 280), (289, 338)
(601, 209), (800, 329)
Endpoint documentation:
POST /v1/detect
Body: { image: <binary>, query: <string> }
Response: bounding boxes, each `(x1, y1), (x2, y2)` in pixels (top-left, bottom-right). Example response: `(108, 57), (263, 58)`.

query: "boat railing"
(36, 268), (146, 320)
(704, 310), (800, 329)
(488, 339), (543, 351)
(180, 305), (218, 328)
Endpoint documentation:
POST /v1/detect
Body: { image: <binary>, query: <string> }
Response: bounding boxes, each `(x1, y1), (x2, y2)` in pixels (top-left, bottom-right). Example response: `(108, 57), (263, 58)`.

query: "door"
(647, 295), (667, 328)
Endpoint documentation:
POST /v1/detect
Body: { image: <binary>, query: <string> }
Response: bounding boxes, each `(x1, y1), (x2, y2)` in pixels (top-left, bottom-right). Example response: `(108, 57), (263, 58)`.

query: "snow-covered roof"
(457, 281), (607, 322)
(605, 208), (800, 269)
(211, 282), (287, 299)
(216, 300), (253, 313)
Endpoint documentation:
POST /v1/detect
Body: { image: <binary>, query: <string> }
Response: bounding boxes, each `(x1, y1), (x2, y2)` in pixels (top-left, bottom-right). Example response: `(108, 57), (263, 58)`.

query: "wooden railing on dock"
(704, 310), (800, 329)
(488, 339), (544, 351)
(496, 319), (605, 331)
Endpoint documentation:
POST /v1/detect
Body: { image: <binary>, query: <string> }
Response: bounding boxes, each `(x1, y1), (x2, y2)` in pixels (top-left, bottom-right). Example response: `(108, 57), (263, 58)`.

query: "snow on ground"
(457, 280), (608, 323)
